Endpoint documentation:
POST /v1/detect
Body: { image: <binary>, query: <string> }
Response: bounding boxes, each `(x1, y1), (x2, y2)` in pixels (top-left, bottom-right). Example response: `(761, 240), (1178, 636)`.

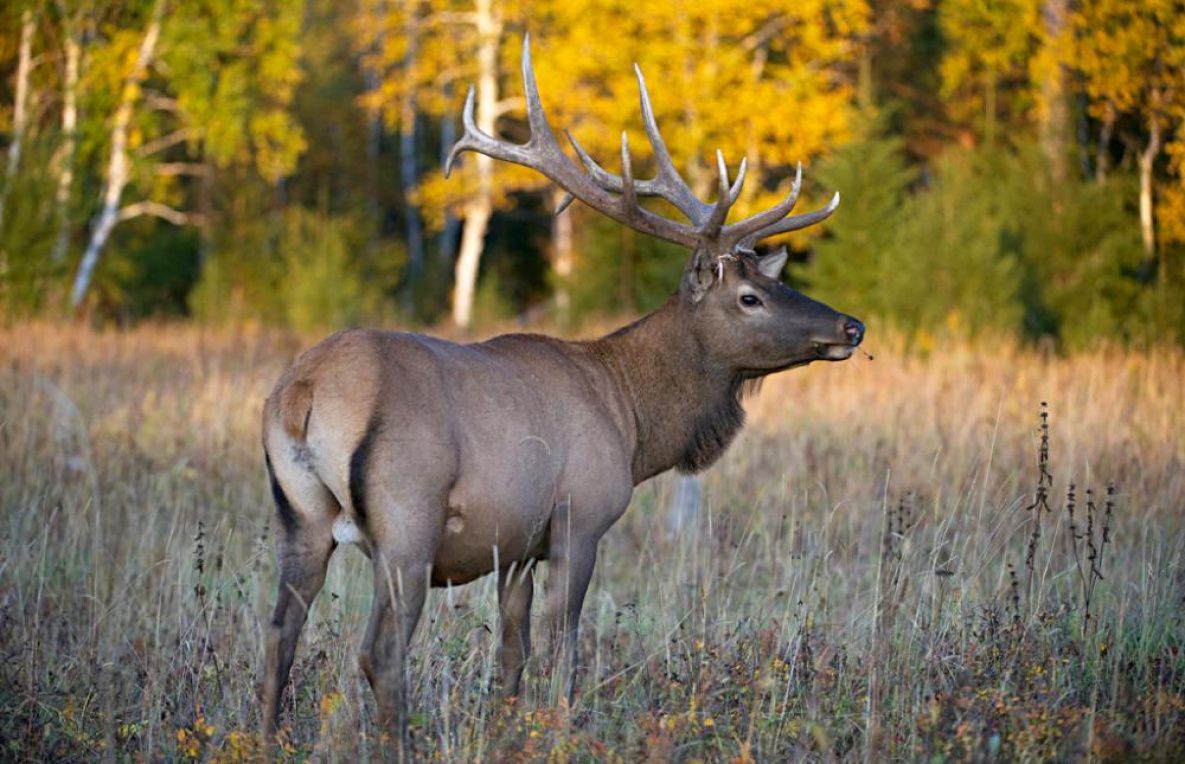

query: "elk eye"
(739, 293), (763, 308)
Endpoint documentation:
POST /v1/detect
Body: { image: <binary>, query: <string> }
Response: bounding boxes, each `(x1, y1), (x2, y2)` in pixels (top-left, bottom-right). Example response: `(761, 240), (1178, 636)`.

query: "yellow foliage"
(368, 0), (868, 224)
(1071, 0), (1185, 243)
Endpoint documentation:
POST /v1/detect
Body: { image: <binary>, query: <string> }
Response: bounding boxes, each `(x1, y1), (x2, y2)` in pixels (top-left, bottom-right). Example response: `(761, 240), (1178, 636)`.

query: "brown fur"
(258, 256), (863, 755)
(278, 379), (314, 439)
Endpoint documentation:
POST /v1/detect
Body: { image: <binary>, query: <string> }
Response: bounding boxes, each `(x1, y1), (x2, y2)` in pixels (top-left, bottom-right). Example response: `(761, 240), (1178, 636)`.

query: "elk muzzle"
(813, 315), (865, 360)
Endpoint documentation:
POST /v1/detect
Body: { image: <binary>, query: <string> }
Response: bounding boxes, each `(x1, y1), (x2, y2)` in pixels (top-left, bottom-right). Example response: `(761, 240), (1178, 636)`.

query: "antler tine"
(729, 157), (748, 204)
(634, 65), (709, 222)
(447, 35), (722, 249)
(721, 162), (802, 241)
(736, 191), (840, 250)
(443, 85), (480, 177)
(520, 34), (560, 149)
(620, 132), (638, 210)
(555, 192), (576, 216)
(701, 150), (734, 239)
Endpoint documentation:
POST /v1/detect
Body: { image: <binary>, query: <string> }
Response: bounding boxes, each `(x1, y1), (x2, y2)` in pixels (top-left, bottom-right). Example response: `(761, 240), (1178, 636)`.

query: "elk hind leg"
(261, 455), (337, 743)
(359, 518), (436, 758)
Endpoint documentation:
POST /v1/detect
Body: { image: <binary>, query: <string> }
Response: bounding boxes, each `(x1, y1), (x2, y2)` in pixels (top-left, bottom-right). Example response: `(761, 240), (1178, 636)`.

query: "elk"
(260, 37), (864, 751)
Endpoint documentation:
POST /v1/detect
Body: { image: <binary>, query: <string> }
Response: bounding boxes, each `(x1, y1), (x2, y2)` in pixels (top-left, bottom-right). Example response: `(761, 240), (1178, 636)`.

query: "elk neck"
(590, 295), (746, 485)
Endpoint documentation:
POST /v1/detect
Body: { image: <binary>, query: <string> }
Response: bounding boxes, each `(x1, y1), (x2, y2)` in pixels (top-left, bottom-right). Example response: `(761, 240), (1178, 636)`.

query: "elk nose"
(843, 318), (865, 346)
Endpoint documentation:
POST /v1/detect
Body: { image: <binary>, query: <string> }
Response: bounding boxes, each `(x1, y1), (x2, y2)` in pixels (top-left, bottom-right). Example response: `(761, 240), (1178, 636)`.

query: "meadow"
(0, 323), (1182, 761)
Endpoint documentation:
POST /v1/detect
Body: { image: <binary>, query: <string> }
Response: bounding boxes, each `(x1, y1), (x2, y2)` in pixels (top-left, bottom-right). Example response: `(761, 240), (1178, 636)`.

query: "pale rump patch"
(445, 515), (464, 534)
(332, 515), (363, 545)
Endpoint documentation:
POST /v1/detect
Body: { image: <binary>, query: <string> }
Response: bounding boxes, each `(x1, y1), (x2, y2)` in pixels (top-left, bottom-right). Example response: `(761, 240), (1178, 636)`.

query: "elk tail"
(277, 378), (315, 441)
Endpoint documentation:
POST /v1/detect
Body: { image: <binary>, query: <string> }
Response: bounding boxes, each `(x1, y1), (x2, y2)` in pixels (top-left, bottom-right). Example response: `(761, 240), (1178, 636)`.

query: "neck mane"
(590, 296), (748, 484)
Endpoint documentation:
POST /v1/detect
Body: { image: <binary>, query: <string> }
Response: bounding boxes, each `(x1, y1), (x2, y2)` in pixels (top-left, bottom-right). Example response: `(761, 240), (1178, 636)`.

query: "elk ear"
(756, 246), (789, 280)
(681, 251), (716, 303)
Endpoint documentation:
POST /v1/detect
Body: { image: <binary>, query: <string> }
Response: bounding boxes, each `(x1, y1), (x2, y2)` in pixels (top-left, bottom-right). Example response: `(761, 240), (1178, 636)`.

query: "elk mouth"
(812, 342), (857, 361)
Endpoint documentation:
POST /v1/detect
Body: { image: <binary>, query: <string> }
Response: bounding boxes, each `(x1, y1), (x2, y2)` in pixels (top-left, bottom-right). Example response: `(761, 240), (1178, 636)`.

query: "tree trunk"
(400, 15), (423, 312)
(1137, 116), (1162, 258)
(550, 187), (573, 320)
(1095, 101), (1115, 184)
(363, 0), (383, 227)
(453, 196), (491, 329)
(451, 0), (500, 329)
(1038, 0), (1069, 181)
(984, 66), (997, 146)
(0, 8), (35, 238)
(70, 1), (164, 309)
(438, 89), (460, 266)
(51, 25), (81, 264)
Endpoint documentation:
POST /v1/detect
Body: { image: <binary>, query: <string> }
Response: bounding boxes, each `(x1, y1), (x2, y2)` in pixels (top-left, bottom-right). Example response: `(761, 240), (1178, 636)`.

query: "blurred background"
(0, 0), (1181, 347)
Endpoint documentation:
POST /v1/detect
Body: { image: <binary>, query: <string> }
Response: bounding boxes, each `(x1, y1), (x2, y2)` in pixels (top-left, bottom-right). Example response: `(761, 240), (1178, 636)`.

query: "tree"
(68, 0), (307, 309)
(1072, 0), (1183, 258)
(939, 0), (1041, 145)
(0, 6), (36, 238)
(70, 0), (165, 308)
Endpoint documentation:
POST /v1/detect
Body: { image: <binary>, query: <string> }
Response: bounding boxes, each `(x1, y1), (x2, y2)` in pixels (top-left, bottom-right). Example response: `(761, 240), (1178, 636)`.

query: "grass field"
(1, 323), (1183, 761)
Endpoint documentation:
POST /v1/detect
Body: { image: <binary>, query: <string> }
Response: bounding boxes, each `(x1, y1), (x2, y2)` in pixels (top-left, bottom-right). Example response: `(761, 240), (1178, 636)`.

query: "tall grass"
(1, 324), (1182, 761)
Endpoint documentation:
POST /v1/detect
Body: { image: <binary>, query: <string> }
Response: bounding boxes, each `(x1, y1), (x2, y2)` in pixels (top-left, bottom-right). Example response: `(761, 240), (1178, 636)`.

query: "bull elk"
(261, 36), (864, 751)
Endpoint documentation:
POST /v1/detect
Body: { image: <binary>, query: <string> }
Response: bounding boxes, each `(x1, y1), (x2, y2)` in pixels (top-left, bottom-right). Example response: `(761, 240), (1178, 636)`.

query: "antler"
(445, 35), (838, 253)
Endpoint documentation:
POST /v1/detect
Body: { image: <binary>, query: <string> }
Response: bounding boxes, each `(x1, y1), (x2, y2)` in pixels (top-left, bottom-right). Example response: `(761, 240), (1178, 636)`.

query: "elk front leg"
(498, 561), (536, 698)
(545, 500), (599, 705)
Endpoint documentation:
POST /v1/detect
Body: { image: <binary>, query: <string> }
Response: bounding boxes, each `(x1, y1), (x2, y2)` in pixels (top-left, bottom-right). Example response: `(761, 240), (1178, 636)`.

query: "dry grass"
(1, 323), (1183, 761)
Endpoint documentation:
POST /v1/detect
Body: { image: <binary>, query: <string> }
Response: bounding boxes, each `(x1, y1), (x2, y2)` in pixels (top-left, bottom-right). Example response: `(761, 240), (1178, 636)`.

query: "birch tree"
(50, 5), (81, 264)
(1073, 0), (1183, 256)
(69, 0), (164, 308)
(68, 0), (306, 309)
(0, 7), (36, 238)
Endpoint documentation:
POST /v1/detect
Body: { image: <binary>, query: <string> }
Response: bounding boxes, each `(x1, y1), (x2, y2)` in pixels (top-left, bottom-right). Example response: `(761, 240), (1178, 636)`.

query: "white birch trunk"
(51, 27), (81, 264)
(70, 1), (163, 309)
(0, 8), (35, 238)
(400, 14), (423, 310)
(550, 187), (573, 318)
(1137, 116), (1161, 258)
(438, 91), (460, 265)
(451, 0), (500, 329)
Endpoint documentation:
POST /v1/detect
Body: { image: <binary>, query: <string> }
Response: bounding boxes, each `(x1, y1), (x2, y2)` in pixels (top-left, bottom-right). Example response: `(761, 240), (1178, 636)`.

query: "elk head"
(446, 36), (865, 376)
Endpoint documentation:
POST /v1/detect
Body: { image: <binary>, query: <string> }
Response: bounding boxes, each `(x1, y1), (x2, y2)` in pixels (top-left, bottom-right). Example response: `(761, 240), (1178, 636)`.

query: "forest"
(3, 3), (1185, 761)
(0, 0), (1181, 344)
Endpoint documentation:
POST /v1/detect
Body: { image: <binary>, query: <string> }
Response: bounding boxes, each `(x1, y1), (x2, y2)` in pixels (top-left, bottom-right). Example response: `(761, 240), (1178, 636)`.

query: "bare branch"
(136, 128), (198, 158)
(144, 91), (181, 112)
(117, 200), (203, 226)
(154, 162), (211, 177)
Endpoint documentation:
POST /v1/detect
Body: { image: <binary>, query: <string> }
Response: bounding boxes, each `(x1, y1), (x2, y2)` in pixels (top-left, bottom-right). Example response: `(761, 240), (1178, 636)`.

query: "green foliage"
(0, 140), (62, 319)
(567, 212), (686, 321)
(799, 134), (1164, 348)
(995, 145), (1149, 346)
(97, 222), (201, 320)
(191, 207), (403, 331)
(799, 136), (1023, 339)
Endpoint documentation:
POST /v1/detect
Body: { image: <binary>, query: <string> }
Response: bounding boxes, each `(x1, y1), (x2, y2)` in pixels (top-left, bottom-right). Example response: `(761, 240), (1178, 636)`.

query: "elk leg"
(498, 561), (536, 698)
(360, 550), (430, 760)
(261, 522), (335, 743)
(545, 501), (599, 705)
